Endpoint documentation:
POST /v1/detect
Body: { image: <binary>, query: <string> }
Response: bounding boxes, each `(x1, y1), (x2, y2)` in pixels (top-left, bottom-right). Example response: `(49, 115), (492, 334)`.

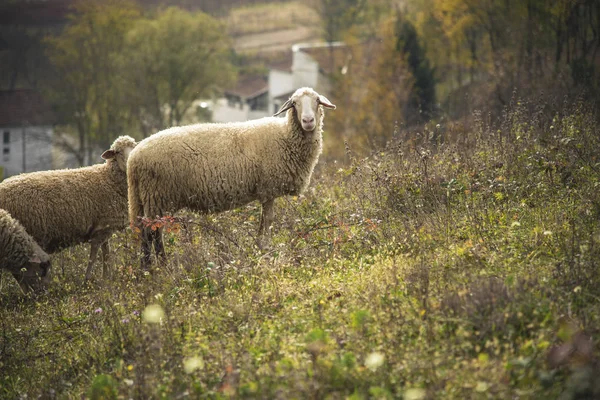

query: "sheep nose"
(302, 117), (315, 124)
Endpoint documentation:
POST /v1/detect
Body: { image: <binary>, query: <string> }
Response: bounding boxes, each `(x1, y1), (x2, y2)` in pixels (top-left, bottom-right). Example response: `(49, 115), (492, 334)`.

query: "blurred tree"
(395, 16), (436, 119)
(315, 0), (368, 43)
(123, 7), (236, 135)
(326, 17), (411, 159)
(417, 0), (599, 114)
(45, 0), (140, 165)
(0, 26), (51, 91)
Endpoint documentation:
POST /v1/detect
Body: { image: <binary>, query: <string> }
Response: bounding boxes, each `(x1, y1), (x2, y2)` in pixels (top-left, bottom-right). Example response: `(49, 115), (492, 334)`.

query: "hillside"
(225, 2), (321, 55)
(1, 100), (599, 398)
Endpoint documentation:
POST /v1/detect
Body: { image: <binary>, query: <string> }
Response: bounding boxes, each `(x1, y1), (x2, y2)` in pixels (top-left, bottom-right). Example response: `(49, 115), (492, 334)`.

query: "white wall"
(248, 110), (270, 120)
(269, 69), (294, 99)
(212, 99), (269, 123)
(0, 125), (53, 179)
(292, 48), (319, 89)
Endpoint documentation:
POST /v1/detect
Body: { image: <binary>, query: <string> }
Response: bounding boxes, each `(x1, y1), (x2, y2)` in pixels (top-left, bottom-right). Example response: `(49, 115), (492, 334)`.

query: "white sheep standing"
(127, 87), (336, 268)
(0, 136), (137, 281)
(0, 208), (51, 292)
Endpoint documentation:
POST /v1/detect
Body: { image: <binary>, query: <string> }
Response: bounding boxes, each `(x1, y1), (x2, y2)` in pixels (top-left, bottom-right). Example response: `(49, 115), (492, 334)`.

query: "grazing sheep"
(128, 87), (336, 268)
(0, 136), (137, 281)
(0, 209), (51, 292)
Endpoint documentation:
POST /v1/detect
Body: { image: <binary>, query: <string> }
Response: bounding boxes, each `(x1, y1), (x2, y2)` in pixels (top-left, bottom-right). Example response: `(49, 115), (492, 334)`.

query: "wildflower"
(94, 307), (103, 314)
(143, 304), (164, 324)
(121, 318), (130, 324)
(183, 356), (204, 374)
(404, 388), (426, 400)
(364, 352), (385, 371)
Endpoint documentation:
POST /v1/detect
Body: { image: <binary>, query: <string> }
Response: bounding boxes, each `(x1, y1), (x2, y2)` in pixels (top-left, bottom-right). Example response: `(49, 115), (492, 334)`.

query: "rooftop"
(0, 89), (55, 127)
(225, 75), (268, 99)
(295, 42), (353, 75)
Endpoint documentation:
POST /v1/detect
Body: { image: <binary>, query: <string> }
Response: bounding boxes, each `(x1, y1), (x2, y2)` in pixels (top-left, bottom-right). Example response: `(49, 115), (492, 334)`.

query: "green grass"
(1, 99), (600, 399)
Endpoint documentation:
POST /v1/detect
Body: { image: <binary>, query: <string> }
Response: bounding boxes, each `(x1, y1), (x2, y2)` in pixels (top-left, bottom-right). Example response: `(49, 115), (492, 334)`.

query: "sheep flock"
(0, 87), (335, 291)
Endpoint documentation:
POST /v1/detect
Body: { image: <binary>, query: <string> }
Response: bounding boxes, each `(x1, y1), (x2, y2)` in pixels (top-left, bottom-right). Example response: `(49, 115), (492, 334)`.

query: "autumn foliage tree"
(410, 0), (600, 115)
(44, 2), (236, 161)
(45, 0), (140, 165)
(123, 8), (236, 136)
(326, 16), (412, 159)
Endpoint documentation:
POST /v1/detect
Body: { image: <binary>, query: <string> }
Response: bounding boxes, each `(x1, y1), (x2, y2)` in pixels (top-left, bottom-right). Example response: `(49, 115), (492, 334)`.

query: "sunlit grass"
(1, 99), (599, 398)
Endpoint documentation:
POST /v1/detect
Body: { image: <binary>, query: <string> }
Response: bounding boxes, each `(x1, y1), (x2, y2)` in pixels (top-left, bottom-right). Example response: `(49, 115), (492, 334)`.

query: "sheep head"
(17, 252), (51, 292)
(275, 87), (336, 132)
(101, 135), (138, 172)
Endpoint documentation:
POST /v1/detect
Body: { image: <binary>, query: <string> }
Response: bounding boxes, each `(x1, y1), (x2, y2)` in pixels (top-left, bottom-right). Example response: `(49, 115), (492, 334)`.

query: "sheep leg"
(141, 227), (153, 270)
(85, 240), (101, 281)
(153, 227), (167, 265)
(101, 241), (110, 278)
(258, 199), (275, 248)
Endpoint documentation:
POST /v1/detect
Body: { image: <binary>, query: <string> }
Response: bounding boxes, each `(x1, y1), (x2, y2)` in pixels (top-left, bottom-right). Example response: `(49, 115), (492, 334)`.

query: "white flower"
(142, 304), (164, 324)
(183, 356), (204, 374)
(404, 388), (426, 400)
(364, 352), (385, 371)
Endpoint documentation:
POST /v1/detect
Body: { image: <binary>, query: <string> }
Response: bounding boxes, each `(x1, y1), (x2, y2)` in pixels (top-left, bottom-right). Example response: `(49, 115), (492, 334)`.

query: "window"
(3, 131), (9, 144)
(2, 147), (9, 162)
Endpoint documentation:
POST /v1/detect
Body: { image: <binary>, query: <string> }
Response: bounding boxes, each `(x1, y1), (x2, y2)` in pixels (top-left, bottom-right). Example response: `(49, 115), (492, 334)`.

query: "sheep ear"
(318, 95), (336, 110)
(101, 149), (116, 160)
(274, 99), (294, 116)
(29, 255), (41, 264)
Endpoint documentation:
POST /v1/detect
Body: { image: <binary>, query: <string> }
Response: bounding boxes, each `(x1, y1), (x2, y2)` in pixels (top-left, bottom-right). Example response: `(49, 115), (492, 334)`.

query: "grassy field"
(224, 1), (321, 55)
(224, 1), (320, 37)
(1, 100), (600, 399)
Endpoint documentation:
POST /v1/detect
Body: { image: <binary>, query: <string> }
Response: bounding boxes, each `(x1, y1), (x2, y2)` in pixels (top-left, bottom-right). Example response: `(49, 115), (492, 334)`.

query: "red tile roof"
(225, 75), (268, 99)
(269, 55), (293, 73)
(0, 90), (55, 126)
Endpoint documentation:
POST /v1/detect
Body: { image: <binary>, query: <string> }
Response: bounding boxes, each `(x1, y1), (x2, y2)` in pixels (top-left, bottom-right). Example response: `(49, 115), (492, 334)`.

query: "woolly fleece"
(127, 88), (330, 224)
(0, 136), (137, 274)
(0, 208), (50, 289)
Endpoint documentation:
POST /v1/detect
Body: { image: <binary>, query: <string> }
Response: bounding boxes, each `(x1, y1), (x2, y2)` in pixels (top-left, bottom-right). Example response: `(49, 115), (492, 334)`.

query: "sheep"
(127, 87), (336, 268)
(0, 209), (51, 292)
(0, 136), (137, 281)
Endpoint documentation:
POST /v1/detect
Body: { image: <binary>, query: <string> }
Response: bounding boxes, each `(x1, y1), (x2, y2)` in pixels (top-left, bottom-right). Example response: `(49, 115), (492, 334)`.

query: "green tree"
(124, 7), (236, 135)
(326, 18), (411, 158)
(315, 0), (368, 43)
(395, 15), (436, 119)
(45, 0), (140, 165)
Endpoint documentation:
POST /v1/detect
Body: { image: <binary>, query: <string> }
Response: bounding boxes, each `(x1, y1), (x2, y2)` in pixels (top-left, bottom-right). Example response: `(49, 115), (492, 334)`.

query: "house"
(211, 42), (352, 123)
(211, 75), (270, 123)
(0, 89), (54, 180)
(269, 41), (351, 115)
